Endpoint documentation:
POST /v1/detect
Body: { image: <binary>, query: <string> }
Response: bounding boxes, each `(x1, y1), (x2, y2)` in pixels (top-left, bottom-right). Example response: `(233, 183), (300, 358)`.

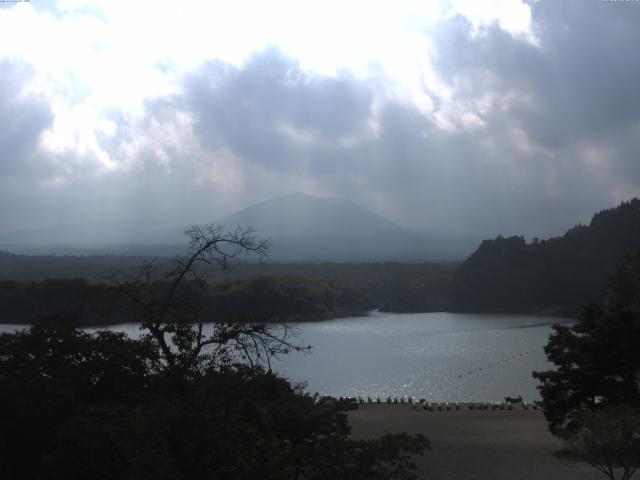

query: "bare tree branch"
(104, 224), (305, 376)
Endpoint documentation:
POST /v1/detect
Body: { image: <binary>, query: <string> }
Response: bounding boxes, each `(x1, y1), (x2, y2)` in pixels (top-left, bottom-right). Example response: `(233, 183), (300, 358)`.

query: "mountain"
(207, 193), (476, 262)
(452, 198), (640, 315)
(214, 193), (404, 239)
(0, 193), (477, 260)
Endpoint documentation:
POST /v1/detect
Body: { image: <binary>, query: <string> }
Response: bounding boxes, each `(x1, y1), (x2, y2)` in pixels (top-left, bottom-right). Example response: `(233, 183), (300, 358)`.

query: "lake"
(0, 311), (570, 402)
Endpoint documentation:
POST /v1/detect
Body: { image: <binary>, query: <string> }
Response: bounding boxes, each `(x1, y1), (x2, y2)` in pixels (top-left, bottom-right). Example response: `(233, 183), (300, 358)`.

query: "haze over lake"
(1, 311), (567, 402)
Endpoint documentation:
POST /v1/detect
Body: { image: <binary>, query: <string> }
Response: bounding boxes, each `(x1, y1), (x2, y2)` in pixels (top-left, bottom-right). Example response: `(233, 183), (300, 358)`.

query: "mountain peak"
(208, 194), (429, 260)
(215, 194), (406, 239)
(252, 192), (360, 210)
(207, 194), (482, 261)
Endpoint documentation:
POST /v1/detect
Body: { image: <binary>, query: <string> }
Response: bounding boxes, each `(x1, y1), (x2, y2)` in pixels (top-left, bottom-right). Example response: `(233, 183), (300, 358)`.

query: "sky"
(1, 0), (639, 241)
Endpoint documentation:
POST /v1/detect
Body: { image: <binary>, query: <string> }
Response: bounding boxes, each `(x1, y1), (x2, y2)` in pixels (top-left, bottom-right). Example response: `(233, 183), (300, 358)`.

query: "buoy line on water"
(455, 348), (540, 380)
(331, 396), (541, 412)
(328, 348), (545, 406)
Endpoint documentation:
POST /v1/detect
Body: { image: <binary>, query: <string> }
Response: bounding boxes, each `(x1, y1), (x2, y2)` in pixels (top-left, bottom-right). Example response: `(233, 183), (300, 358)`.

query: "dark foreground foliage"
(1, 224), (429, 479)
(559, 406), (640, 480)
(534, 252), (640, 437)
(0, 316), (428, 480)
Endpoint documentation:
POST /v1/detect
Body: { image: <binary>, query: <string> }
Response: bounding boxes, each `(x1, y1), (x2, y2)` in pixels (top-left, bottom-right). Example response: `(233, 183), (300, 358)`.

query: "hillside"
(215, 193), (405, 238)
(209, 193), (476, 261)
(452, 198), (640, 315)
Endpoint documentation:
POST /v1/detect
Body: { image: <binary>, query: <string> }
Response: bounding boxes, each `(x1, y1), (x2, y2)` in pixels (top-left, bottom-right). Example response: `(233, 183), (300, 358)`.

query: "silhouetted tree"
(0, 314), (156, 480)
(0, 225), (430, 480)
(561, 406), (640, 480)
(534, 253), (640, 436)
(107, 224), (306, 377)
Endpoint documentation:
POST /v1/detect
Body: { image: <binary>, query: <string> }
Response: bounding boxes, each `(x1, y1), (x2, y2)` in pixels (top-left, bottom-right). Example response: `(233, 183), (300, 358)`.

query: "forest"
(0, 257), (455, 325)
(1, 198), (640, 324)
(452, 199), (640, 316)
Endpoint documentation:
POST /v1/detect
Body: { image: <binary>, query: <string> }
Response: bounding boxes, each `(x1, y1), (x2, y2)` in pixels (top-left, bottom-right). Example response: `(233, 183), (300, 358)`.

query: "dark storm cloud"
(183, 48), (373, 173)
(432, 0), (640, 150)
(3, 1), (640, 241)
(0, 61), (54, 177)
(173, 28), (635, 237)
(70, 0), (640, 239)
(360, 0), (640, 235)
(347, 102), (605, 237)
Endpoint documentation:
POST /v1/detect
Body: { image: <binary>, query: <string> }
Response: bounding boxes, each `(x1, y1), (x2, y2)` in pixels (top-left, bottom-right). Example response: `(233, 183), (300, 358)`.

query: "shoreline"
(0, 308), (576, 327)
(348, 403), (600, 480)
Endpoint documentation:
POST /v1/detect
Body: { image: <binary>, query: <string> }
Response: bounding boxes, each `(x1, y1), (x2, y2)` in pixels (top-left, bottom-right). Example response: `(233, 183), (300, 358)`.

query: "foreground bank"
(349, 404), (600, 480)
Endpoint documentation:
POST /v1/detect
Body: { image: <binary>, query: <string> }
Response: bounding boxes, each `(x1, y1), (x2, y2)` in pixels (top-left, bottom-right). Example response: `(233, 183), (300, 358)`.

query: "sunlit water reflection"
(0, 311), (571, 402)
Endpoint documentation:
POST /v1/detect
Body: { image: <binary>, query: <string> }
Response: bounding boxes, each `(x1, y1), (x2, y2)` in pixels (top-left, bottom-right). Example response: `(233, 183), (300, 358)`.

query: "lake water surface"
(0, 311), (571, 402)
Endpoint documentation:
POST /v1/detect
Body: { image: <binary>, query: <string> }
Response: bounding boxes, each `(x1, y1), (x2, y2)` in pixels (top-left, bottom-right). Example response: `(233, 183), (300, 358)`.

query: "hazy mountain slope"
(0, 193), (477, 260)
(452, 198), (640, 315)
(0, 221), (170, 250)
(214, 193), (405, 238)
(211, 193), (474, 261)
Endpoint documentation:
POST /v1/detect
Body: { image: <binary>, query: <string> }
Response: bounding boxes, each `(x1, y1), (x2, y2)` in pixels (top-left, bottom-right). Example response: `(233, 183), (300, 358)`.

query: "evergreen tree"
(533, 252), (640, 436)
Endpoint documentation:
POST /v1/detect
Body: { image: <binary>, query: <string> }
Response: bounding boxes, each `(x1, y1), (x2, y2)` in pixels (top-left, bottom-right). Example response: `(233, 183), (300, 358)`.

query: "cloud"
(0, 61), (54, 177)
(183, 49), (374, 173)
(412, 0), (640, 229)
(0, 0), (639, 242)
(171, 46), (599, 235)
(433, 0), (640, 148)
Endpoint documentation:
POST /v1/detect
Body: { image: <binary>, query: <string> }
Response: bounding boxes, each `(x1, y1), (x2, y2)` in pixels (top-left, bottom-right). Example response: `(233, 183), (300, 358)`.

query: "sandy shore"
(348, 404), (602, 480)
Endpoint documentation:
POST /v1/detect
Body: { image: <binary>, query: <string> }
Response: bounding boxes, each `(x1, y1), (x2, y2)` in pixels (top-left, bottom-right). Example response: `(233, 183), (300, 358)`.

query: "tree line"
(0, 262), (455, 325)
(453, 199), (640, 315)
(0, 275), (374, 326)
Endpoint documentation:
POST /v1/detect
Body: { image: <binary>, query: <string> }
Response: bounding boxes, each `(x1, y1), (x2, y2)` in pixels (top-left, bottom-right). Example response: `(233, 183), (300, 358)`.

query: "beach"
(349, 404), (602, 480)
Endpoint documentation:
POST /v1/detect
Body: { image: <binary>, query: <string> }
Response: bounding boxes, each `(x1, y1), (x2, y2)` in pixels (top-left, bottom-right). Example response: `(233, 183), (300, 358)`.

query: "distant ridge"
(0, 193), (478, 260)
(208, 193), (475, 262)
(0, 220), (170, 252)
(214, 193), (405, 238)
(452, 198), (640, 315)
